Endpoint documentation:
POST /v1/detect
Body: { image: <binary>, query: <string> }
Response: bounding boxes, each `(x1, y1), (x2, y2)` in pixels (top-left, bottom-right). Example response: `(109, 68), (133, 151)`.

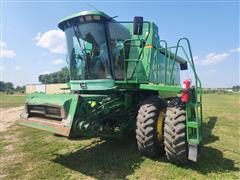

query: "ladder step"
(188, 138), (200, 144)
(187, 121), (198, 128)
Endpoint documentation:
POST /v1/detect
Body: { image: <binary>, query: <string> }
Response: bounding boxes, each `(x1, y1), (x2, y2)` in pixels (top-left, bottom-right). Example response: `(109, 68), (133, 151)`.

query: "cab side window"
(108, 22), (131, 80)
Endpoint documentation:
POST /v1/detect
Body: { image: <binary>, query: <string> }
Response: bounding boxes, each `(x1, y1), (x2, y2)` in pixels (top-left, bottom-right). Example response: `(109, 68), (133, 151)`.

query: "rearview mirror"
(133, 16), (143, 35)
(180, 61), (188, 70)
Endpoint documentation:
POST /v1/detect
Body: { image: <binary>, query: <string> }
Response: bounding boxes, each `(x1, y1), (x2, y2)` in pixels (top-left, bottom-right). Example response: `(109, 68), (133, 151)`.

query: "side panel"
(139, 84), (182, 98)
(150, 50), (181, 85)
(70, 79), (116, 91)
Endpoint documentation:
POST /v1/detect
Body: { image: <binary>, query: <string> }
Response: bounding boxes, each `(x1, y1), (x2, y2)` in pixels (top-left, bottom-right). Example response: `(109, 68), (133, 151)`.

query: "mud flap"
(188, 143), (198, 162)
(18, 93), (79, 137)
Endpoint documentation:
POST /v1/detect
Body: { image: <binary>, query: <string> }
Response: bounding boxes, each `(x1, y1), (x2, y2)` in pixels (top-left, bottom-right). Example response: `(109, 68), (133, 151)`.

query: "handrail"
(170, 38), (203, 139)
(122, 38), (145, 82)
(157, 38), (203, 137)
(170, 38), (201, 87)
(158, 40), (168, 84)
(162, 44), (202, 90)
(164, 38), (202, 98)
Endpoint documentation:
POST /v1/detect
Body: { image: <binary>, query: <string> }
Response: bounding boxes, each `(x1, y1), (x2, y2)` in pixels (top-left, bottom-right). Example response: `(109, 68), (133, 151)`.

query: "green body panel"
(139, 84), (182, 98)
(139, 84), (182, 92)
(70, 79), (116, 91)
(19, 93), (79, 136)
(25, 93), (77, 107)
(114, 22), (181, 85)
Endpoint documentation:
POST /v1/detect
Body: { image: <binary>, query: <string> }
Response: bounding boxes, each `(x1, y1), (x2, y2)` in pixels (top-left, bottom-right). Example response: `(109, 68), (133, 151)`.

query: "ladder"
(158, 38), (203, 146)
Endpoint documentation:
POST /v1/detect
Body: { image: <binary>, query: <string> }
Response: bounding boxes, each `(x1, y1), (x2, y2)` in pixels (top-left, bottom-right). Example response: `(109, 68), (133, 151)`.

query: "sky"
(0, 0), (239, 88)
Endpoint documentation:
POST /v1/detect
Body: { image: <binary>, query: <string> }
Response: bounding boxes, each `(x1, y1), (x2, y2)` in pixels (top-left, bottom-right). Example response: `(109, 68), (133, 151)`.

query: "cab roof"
(58, 10), (111, 30)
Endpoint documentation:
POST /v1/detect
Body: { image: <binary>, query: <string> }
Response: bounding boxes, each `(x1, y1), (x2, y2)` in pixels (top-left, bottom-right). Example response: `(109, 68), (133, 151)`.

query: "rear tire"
(164, 106), (188, 163)
(136, 96), (166, 157)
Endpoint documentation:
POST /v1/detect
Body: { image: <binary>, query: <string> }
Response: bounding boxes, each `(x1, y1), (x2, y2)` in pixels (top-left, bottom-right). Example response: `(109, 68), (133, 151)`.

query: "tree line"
(0, 81), (25, 93)
(232, 85), (240, 92)
(0, 67), (69, 93)
(38, 67), (70, 84)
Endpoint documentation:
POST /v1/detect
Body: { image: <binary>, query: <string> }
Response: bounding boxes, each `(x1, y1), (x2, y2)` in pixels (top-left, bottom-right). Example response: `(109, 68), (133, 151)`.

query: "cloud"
(0, 41), (16, 58)
(194, 47), (238, 66)
(201, 52), (230, 65)
(0, 41), (7, 49)
(14, 65), (21, 70)
(35, 30), (66, 54)
(0, 50), (16, 58)
(229, 47), (240, 53)
(52, 59), (65, 65)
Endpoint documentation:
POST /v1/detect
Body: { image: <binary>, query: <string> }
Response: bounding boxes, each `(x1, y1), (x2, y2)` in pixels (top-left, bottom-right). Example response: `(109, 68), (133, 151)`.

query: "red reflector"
(182, 79), (191, 103)
(181, 90), (189, 102)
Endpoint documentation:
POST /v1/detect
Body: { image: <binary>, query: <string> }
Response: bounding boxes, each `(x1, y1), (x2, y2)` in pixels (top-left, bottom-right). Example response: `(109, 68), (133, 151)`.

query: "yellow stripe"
(145, 44), (154, 49)
(157, 111), (164, 142)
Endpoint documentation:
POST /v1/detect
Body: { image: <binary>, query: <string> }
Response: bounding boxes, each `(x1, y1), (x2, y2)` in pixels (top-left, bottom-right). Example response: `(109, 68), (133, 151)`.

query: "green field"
(0, 93), (239, 179)
(0, 93), (26, 108)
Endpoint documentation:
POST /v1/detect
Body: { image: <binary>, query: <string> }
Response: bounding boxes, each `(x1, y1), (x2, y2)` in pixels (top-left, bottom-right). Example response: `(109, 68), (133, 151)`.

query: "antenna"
(87, 3), (101, 11)
(86, 3), (118, 20)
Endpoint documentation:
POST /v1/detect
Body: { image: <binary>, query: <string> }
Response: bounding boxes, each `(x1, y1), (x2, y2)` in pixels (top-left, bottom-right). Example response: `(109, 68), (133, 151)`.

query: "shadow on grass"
(53, 117), (239, 178)
(177, 116), (239, 175)
(53, 134), (144, 179)
(202, 116), (219, 145)
(176, 145), (239, 175)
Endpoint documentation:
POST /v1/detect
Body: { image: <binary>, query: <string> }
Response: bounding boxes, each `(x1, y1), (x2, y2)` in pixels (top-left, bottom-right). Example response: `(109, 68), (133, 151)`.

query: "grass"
(0, 93), (239, 179)
(0, 93), (26, 108)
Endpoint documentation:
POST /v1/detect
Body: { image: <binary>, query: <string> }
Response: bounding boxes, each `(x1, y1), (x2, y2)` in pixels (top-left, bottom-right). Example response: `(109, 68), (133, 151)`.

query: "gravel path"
(0, 106), (23, 132)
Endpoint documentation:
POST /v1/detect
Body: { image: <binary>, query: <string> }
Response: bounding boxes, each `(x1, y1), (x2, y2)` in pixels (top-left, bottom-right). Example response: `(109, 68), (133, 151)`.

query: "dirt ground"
(0, 106), (23, 132)
(0, 107), (25, 179)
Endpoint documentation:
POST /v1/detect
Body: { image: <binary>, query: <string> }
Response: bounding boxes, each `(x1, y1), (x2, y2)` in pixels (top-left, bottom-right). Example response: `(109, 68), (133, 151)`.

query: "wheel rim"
(157, 111), (164, 142)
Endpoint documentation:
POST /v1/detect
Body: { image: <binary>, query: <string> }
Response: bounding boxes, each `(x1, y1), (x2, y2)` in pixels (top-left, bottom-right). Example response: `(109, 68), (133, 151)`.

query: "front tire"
(164, 106), (188, 163)
(136, 96), (166, 157)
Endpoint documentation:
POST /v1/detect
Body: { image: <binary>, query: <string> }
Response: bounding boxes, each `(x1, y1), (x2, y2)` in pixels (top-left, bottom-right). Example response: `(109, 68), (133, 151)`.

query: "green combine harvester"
(19, 11), (203, 163)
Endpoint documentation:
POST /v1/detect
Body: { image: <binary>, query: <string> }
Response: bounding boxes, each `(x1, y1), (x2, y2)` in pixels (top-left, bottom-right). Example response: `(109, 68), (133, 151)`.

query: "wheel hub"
(157, 111), (164, 142)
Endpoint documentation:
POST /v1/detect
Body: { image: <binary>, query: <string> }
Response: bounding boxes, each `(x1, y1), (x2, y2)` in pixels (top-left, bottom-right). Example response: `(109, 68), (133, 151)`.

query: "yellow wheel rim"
(157, 111), (164, 142)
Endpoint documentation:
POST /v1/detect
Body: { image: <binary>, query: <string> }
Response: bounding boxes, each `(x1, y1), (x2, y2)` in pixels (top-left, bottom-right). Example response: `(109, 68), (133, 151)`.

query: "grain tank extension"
(19, 11), (203, 163)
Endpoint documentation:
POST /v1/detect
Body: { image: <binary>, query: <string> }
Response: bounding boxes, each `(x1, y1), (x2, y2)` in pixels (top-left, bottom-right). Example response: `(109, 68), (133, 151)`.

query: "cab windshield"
(65, 22), (112, 80)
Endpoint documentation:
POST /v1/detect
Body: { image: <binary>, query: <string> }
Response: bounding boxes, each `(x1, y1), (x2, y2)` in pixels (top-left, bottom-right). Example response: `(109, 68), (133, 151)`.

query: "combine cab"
(19, 11), (203, 163)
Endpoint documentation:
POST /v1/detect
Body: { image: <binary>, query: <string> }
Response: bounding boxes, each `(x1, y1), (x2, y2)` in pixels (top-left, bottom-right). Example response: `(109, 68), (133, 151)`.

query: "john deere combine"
(19, 11), (203, 163)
